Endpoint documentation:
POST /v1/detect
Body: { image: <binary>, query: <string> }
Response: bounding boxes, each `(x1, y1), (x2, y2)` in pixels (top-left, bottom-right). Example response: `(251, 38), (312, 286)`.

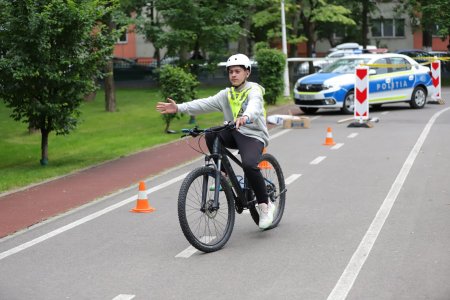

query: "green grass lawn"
(0, 86), (291, 193)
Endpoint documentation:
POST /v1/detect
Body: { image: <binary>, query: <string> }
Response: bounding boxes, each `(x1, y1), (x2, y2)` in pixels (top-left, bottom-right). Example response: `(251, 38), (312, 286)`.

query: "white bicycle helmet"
(226, 54), (251, 71)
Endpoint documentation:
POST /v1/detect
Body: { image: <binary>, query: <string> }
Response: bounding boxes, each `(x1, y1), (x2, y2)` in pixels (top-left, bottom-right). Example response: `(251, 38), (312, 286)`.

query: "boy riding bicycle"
(156, 54), (274, 229)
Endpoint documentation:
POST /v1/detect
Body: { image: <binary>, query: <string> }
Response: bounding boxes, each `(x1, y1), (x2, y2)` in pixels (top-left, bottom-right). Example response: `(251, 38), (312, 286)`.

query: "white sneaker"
(258, 202), (275, 229)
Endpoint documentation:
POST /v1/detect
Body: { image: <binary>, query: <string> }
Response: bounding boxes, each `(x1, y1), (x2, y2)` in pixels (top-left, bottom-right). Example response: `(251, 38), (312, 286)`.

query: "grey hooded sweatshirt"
(177, 81), (269, 147)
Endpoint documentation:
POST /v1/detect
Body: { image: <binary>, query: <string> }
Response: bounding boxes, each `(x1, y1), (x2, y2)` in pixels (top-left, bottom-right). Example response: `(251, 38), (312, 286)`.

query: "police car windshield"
(322, 58), (371, 74)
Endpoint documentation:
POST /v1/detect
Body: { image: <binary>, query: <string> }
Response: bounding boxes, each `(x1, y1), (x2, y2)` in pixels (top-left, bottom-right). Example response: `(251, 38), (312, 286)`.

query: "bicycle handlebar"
(181, 121), (236, 138)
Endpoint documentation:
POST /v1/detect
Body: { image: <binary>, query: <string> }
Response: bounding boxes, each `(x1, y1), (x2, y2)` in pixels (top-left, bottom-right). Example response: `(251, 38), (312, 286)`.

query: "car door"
(368, 58), (391, 104)
(386, 57), (415, 101)
(369, 57), (413, 104)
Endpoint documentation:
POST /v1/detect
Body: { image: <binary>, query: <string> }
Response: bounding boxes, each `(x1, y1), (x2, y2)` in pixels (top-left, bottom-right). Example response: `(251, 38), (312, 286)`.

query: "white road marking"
(176, 236), (216, 258)
(0, 173), (188, 261)
(381, 111), (389, 115)
(347, 133), (358, 139)
(327, 107), (450, 300)
(175, 246), (199, 258)
(112, 295), (135, 300)
(331, 143), (344, 150)
(310, 116), (321, 120)
(337, 117), (354, 124)
(285, 174), (302, 185)
(270, 129), (291, 140)
(310, 156), (326, 165)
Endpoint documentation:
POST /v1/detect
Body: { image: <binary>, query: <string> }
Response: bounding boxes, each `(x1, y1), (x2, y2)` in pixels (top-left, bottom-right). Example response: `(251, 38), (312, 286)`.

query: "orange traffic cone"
(131, 181), (155, 213)
(323, 127), (336, 146)
(258, 148), (272, 170)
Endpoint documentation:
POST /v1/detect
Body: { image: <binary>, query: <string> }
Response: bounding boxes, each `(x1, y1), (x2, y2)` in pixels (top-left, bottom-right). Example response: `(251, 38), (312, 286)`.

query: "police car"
(293, 53), (433, 114)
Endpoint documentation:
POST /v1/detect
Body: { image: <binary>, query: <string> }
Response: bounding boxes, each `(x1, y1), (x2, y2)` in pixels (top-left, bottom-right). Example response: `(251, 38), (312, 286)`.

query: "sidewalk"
(0, 104), (300, 238)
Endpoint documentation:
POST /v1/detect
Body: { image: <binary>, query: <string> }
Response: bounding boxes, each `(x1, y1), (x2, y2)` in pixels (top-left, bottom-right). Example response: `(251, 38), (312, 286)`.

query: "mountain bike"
(178, 122), (286, 253)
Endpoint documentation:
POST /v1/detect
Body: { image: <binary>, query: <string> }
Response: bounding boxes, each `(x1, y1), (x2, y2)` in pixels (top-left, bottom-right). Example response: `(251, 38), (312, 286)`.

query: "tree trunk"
(104, 59), (116, 112)
(40, 128), (49, 166)
(361, 0), (369, 49)
(164, 121), (170, 133)
(238, 18), (251, 55)
(105, 18), (116, 112)
(28, 121), (38, 134)
(289, 9), (301, 81)
(300, 9), (316, 74)
(84, 89), (97, 102)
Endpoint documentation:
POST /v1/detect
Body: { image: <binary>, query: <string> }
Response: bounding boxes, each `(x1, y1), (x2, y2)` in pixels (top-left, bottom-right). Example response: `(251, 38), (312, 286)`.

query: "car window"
(373, 58), (388, 74)
(322, 58), (371, 74)
(328, 52), (345, 58)
(389, 57), (411, 72)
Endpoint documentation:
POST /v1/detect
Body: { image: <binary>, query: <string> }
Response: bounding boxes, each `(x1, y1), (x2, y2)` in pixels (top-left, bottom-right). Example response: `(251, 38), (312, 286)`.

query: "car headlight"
(322, 83), (334, 90)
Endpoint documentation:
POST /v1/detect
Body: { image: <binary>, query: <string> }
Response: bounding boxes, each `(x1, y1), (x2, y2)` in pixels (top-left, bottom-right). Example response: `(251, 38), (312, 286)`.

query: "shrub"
(255, 48), (286, 105)
(158, 65), (199, 132)
(254, 41), (269, 53)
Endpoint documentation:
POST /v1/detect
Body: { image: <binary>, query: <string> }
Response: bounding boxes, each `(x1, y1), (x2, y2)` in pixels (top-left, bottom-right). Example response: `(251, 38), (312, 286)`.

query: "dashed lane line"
(285, 174), (302, 185)
(112, 295), (135, 300)
(331, 143), (344, 150)
(310, 156), (326, 165)
(347, 133), (358, 139)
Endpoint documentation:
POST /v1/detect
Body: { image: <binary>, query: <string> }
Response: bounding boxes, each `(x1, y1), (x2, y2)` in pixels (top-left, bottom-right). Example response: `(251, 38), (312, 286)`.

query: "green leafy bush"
(254, 41), (269, 53)
(158, 65), (199, 132)
(255, 48), (286, 105)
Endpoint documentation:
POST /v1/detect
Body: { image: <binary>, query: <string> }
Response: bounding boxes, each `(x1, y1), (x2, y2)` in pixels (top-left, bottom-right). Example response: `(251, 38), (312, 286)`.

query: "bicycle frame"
(204, 135), (252, 213)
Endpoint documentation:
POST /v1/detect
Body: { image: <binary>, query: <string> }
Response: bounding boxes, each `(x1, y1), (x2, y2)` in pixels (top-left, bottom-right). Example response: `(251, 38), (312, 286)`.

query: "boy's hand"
(156, 98), (178, 114)
(235, 115), (250, 129)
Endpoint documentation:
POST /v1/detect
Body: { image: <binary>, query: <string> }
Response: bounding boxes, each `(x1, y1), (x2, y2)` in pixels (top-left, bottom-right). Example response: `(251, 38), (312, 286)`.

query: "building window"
(117, 28), (128, 44)
(371, 18), (404, 37)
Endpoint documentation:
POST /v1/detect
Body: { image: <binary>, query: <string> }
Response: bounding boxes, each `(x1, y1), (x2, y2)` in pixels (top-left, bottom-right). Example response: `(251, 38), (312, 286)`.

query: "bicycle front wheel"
(178, 167), (235, 253)
(249, 153), (286, 229)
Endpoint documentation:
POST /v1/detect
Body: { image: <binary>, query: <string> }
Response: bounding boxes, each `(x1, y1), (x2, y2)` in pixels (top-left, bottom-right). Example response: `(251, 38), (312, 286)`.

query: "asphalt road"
(1, 91), (449, 300)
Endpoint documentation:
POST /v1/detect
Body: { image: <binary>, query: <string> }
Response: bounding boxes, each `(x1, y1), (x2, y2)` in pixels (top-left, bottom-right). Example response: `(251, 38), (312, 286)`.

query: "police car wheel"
(410, 86), (427, 109)
(341, 90), (354, 115)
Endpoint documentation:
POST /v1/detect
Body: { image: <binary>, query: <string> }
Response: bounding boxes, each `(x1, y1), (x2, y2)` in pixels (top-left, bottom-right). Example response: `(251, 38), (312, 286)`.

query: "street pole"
(281, 0), (290, 97)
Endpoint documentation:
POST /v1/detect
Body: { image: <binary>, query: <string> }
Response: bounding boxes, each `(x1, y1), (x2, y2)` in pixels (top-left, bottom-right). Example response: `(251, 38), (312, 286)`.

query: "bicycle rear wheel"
(249, 153), (286, 229)
(178, 166), (235, 253)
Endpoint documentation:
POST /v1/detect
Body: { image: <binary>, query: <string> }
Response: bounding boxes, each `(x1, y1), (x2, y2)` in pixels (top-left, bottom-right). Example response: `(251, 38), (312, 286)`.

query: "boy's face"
(228, 66), (250, 87)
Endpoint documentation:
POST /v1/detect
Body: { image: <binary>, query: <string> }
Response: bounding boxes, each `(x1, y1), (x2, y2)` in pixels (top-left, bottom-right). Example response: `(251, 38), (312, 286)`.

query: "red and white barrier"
(354, 66), (369, 122)
(430, 60), (442, 101)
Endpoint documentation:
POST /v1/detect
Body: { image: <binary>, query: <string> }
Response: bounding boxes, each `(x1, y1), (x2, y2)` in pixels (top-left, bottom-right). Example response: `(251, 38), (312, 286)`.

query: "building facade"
(114, 2), (449, 62)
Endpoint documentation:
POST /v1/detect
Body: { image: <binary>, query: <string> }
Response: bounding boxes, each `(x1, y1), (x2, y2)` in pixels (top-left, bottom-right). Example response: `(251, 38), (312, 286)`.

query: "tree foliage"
(158, 65), (199, 132)
(141, 0), (244, 73)
(0, 0), (116, 165)
(403, 0), (450, 40)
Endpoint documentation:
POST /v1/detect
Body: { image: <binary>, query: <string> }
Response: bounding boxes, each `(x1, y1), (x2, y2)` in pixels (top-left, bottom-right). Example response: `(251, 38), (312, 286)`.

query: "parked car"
(149, 56), (180, 68)
(297, 49), (363, 76)
(293, 53), (434, 114)
(428, 51), (450, 72)
(394, 49), (431, 64)
(113, 57), (153, 81)
(297, 43), (384, 76)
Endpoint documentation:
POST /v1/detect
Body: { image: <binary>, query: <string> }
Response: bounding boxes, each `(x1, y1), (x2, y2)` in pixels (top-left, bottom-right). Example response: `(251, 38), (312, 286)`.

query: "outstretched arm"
(156, 98), (178, 114)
